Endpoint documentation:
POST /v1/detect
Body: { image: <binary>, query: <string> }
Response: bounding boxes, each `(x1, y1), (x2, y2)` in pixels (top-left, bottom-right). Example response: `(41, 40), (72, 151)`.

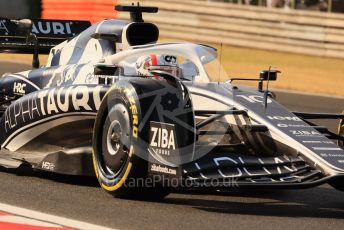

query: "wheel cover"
(101, 104), (131, 174)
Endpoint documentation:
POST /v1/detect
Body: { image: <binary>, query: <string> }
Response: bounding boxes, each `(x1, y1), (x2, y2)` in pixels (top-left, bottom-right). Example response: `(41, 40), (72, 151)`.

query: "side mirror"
(260, 70), (280, 81)
(94, 65), (119, 85)
(94, 65), (118, 75)
(258, 70), (281, 92)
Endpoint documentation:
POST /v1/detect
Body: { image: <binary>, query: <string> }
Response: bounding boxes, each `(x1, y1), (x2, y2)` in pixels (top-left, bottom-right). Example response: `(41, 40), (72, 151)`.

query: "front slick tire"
(92, 86), (170, 200)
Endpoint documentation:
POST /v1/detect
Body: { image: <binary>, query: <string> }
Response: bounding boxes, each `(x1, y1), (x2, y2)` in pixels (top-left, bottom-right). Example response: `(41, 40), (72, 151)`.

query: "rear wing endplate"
(0, 18), (91, 54)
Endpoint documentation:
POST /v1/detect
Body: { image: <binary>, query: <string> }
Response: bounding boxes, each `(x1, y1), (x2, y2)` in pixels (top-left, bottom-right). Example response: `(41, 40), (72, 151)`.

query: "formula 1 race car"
(1, 4), (344, 199)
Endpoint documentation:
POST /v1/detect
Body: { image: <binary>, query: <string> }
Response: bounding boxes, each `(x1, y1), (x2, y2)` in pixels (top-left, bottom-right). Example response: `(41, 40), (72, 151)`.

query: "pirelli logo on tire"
(125, 90), (139, 139)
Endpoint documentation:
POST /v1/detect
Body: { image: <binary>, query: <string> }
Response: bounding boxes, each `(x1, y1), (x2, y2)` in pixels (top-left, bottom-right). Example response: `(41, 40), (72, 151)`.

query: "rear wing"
(0, 18), (91, 54)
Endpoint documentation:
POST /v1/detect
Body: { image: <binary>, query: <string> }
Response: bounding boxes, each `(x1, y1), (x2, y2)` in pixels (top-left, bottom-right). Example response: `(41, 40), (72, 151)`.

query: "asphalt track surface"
(0, 61), (344, 230)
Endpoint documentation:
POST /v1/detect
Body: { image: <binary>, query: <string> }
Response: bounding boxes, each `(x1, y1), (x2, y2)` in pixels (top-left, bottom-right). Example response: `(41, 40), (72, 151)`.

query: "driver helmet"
(135, 54), (182, 78)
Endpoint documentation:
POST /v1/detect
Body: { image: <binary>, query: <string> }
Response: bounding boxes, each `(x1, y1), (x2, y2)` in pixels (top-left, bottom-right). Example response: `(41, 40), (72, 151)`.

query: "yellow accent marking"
(92, 149), (99, 179)
(101, 162), (132, 192)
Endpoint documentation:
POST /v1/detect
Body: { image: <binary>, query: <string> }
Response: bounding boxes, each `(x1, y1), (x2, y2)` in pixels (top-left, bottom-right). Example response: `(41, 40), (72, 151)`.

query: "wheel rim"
(101, 104), (131, 174)
(107, 120), (122, 156)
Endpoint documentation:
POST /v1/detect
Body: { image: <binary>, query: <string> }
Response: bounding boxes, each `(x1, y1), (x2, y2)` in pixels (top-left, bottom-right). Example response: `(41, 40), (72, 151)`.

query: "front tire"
(92, 84), (170, 200)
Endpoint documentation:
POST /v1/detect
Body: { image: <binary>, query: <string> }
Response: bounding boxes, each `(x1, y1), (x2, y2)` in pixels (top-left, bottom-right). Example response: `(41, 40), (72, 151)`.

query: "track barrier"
(118, 0), (344, 58)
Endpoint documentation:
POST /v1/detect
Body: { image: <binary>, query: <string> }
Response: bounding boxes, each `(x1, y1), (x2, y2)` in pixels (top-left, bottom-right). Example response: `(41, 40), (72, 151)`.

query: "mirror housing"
(94, 65), (118, 75)
(94, 65), (119, 85)
(260, 70), (280, 81)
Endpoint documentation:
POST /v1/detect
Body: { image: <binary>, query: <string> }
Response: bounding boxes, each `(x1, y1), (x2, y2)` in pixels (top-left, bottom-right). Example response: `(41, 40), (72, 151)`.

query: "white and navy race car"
(1, 4), (344, 199)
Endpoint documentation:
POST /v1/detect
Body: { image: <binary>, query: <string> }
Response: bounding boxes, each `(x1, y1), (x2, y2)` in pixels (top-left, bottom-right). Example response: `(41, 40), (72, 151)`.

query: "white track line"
(0, 203), (116, 230)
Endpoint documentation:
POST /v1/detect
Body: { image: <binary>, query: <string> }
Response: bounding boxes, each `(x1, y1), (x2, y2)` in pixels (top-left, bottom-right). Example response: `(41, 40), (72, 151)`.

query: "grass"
(1, 43), (344, 96)
(217, 45), (344, 96)
(0, 53), (48, 64)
